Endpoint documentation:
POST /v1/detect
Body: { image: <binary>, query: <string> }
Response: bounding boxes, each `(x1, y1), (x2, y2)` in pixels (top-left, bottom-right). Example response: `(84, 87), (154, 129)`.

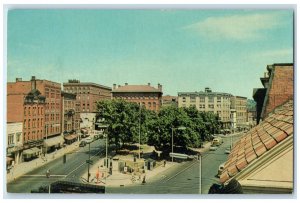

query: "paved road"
(7, 139), (106, 193)
(106, 133), (243, 194)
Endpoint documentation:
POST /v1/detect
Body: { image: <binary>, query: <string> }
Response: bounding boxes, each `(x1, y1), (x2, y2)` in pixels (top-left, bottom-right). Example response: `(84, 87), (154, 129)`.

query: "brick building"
(111, 83), (163, 112)
(61, 91), (80, 144)
(7, 76), (63, 158)
(178, 87), (232, 129)
(162, 95), (178, 107)
(63, 79), (112, 113)
(253, 63), (293, 123)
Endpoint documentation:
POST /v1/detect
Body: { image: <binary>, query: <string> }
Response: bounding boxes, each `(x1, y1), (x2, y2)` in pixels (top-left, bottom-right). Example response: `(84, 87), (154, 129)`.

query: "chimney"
(158, 83), (162, 91)
(118, 85), (121, 88)
(31, 76), (36, 90)
(205, 87), (211, 93)
(16, 78), (22, 82)
(148, 83), (151, 86)
(113, 84), (116, 90)
(125, 83), (128, 86)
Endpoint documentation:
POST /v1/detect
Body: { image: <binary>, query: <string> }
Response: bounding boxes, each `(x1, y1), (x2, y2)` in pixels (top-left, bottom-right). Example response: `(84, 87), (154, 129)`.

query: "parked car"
(84, 137), (93, 144)
(209, 145), (218, 151)
(225, 147), (231, 154)
(79, 141), (86, 147)
(212, 137), (223, 146)
(217, 162), (225, 177)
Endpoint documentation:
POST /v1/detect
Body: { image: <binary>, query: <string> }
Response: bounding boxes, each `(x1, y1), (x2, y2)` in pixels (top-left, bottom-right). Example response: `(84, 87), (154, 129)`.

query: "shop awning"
(64, 134), (78, 141)
(44, 136), (64, 148)
(23, 147), (40, 158)
(6, 157), (13, 165)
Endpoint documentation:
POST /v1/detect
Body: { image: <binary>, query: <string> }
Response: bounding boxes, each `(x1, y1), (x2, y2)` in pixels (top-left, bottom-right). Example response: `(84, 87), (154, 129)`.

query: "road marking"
(65, 148), (104, 178)
(23, 175), (67, 177)
(162, 161), (199, 183)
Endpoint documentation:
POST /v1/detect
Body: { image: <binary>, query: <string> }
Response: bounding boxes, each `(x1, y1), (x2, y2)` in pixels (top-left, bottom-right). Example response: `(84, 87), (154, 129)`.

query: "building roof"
(178, 91), (233, 97)
(112, 85), (162, 93)
(63, 82), (112, 90)
(220, 99), (293, 184)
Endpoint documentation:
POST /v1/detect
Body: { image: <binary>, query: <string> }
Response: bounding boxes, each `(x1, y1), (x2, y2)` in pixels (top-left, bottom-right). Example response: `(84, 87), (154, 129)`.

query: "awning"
(6, 157), (13, 165)
(64, 134), (78, 141)
(23, 147), (40, 158)
(44, 136), (64, 148)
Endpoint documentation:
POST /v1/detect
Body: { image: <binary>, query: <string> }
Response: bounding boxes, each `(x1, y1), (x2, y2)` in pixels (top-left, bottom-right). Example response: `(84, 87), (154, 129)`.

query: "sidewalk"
(81, 156), (180, 187)
(6, 141), (80, 183)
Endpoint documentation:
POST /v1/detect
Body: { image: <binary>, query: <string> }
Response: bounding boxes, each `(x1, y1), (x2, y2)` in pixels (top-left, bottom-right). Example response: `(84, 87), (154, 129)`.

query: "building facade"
(6, 122), (23, 166)
(230, 96), (248, 130)
(63, 79), (112, 113)
(178, 88), (232, 128)
(162, 95), (178, 107)
(111, 83), (163, 112)
(61, 92), (80, 144)
(7, 76), (63, 158)
(253, 63), (293, 123)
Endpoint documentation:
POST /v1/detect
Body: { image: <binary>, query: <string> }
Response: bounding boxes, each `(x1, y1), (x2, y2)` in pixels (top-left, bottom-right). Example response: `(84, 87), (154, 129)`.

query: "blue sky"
(7, 9), (293, 98)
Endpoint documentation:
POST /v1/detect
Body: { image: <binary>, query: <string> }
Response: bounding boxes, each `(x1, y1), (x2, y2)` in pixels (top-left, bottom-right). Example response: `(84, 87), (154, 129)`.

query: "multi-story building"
(162, 95), (178, 107)
(7, 76), (63, 157)
(61, 91), (80, 144)
(111, 83), (163, 112)
(230, 96), (248, 131)
(6, 122), (23, 166)
(63, 79), (112, 132)
(63, 79), (111, 113)
(178, 87), (232, 129)
(253, 63), (293, 123)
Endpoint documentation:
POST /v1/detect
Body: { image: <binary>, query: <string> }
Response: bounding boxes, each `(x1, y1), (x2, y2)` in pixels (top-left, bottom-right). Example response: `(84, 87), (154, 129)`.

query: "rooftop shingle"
(220, 99), (293, 184)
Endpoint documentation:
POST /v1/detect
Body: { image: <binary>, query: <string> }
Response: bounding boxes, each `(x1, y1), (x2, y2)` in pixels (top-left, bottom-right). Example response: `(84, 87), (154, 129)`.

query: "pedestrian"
(164, 160), (166, 167)
(142, 175), (146, 184)
(46, 169), (50, 178)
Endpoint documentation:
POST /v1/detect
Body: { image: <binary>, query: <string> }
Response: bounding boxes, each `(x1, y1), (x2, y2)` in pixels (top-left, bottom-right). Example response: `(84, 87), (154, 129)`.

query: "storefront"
(64, 134), (78, 145)
(44, 135), (65, 153)
(22, 147), (40, 161)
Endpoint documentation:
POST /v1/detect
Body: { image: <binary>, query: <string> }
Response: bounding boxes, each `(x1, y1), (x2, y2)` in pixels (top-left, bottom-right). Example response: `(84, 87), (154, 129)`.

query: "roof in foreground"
(112, 85), (162, 93)
(220, 99), (293, 184)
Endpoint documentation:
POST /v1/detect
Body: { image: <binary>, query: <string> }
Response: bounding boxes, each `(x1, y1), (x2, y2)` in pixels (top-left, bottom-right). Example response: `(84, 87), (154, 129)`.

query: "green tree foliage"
(96, 99), (221, 153)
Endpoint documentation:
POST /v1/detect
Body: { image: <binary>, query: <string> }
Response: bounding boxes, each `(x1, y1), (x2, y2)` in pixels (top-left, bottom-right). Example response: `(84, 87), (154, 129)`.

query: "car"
(209, 145), (218, 151)
(217, 162), (225, 177)
(84, 137), (93, 143)
(225, 147), (231, 154)
(79, 141), (86, 147)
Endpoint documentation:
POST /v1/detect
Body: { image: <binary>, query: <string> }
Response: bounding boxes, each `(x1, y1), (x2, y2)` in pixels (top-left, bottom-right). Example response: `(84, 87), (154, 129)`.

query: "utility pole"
(105, 132), (108, 184)
(199, 155), (202, 194)
(87, 143), (91, 182)
(139, 102), (141, 160)
(171, 128), (174, 162)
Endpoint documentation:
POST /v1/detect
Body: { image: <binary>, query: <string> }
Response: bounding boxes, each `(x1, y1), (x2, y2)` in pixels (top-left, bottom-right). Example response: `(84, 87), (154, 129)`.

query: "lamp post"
(171, 126), (186, 162)
(139, 102), (141, 160)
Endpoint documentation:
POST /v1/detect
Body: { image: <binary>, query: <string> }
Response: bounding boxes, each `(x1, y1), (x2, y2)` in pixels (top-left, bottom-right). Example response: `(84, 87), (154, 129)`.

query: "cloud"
(184, 13), (285, 41)
(257, 48), (293, 58)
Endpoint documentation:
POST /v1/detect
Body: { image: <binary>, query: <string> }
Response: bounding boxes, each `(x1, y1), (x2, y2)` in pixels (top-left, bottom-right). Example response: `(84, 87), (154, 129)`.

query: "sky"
(7, 9), (294, 99)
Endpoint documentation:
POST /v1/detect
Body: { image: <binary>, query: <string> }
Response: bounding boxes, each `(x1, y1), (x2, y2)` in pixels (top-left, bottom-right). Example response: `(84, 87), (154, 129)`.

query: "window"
(182, 97), (186, 102)
(148, 102), (151, 108)
(208, 96), (214, 103)
(8, 133), (14, 145)
(208, 104), (214, 109)
(199, 97), (205, 103)
(190, 95), (196, 103)
(153, 102), (156, 108)
(199, 104), (205, 109)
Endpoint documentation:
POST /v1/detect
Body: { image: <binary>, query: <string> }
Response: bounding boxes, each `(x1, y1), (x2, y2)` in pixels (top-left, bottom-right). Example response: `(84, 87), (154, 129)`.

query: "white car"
(217, 162), (225, 177)
(225, 147), (231, 154)
(84, 137), (93, 144)
(209, 145), (218, 151)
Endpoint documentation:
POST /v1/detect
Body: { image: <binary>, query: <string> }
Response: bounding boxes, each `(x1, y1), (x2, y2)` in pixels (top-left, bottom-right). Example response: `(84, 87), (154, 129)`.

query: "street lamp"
(171, 126), (186, 162)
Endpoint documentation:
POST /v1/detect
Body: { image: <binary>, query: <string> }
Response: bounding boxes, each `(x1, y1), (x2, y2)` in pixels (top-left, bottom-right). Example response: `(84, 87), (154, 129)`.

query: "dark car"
(79, 141), (86, 147)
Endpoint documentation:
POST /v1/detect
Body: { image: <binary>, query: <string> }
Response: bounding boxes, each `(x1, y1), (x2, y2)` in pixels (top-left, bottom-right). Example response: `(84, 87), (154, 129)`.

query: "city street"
(7, 139), (106, 193)
(106, 132), (243, 194)
(6, 132), (243, 194)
